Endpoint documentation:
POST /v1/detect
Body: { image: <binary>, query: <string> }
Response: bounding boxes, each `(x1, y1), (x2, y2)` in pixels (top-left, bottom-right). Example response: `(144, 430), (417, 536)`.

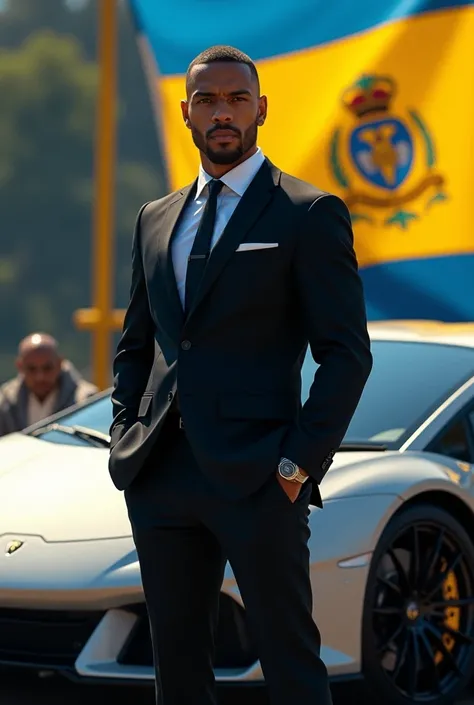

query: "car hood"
(0, 434), (392, 543)
(319, 448), (401, 499)
(0, 433), (130, 542)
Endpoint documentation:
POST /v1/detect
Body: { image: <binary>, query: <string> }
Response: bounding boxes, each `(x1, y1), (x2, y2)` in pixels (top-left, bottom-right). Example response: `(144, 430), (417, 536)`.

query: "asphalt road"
(1, 672), (473, 705)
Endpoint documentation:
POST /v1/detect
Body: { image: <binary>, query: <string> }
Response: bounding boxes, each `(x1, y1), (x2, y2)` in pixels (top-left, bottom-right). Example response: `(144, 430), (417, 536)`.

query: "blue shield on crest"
(349, 117), (414, 190)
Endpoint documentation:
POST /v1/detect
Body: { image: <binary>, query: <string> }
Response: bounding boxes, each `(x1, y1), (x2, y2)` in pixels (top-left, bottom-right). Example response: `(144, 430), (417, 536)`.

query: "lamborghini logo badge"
(5, 540), (24, 555)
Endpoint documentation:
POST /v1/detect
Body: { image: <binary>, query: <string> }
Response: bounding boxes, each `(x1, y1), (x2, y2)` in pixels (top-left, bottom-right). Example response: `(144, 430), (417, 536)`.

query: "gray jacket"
(0, 361), (98, 437)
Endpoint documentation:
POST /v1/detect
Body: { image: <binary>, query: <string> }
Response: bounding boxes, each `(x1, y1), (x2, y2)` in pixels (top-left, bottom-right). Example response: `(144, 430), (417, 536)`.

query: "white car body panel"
(1, 321), (474, 686)
(2, 431), (473, 681)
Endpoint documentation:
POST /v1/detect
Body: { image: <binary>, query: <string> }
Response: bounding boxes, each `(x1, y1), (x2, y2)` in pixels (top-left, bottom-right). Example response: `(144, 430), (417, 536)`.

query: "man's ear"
(257, 95), (268, 126)
(181, 100), (191, 129)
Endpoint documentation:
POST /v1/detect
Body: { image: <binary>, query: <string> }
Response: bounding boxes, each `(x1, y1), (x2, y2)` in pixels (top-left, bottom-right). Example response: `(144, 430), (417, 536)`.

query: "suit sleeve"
(281, 194), (373, 483)
(110, 203), (155, 443)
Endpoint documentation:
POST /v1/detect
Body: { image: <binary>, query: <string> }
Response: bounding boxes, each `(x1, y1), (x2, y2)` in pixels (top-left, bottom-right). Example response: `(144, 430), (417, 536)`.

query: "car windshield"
(30, 340), (474, 449)
(30, 395), (113, 445)
(302, 340), (474, 446)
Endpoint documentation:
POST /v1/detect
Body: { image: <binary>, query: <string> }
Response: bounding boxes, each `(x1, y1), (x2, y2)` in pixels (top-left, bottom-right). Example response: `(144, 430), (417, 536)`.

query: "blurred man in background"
(0, 332), (97, 436)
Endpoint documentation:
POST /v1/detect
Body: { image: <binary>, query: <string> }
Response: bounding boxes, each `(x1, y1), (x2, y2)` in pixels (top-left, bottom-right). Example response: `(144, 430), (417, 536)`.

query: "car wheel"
(362, 503), (474, 705)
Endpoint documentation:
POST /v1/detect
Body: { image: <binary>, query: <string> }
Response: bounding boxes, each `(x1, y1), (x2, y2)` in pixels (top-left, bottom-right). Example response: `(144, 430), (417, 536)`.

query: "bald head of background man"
(16, 332), (63, 402)
(0, 332), (98, 436)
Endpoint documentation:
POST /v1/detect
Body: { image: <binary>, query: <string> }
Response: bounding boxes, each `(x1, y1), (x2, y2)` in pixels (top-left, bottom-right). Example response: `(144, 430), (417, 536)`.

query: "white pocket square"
(236, 242), (279, 252)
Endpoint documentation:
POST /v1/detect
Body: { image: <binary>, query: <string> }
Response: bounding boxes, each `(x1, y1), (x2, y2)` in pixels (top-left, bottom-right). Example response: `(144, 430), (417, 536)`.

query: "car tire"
(361, 502), (474, 705)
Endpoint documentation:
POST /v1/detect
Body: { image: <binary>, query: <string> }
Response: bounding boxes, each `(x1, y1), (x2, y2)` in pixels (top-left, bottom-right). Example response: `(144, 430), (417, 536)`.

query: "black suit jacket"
(109, 159), (372, 504)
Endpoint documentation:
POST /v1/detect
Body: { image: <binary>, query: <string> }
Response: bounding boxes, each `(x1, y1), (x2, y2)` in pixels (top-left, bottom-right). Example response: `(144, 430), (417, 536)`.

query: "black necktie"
(184, 178), (224, 316)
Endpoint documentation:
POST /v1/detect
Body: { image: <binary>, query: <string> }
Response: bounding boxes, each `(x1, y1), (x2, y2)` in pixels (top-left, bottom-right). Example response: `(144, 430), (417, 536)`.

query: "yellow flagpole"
(74, 0), (122, 390)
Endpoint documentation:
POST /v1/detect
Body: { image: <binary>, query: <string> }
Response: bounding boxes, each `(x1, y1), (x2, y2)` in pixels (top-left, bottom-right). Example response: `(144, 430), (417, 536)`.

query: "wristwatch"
(278, 457), (309, 484)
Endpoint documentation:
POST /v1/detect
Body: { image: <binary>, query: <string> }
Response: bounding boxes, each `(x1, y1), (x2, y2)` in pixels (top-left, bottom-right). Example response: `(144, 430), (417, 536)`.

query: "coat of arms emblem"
(329, 74), (447, 229)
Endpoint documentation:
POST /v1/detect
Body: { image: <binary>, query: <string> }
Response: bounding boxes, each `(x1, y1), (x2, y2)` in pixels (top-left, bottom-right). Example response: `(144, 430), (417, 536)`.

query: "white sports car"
(1, 321), (474, 705)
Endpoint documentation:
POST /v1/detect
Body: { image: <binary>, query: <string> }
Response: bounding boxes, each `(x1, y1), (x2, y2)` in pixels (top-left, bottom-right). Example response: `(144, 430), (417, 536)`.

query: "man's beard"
(191, 120), (258, 165)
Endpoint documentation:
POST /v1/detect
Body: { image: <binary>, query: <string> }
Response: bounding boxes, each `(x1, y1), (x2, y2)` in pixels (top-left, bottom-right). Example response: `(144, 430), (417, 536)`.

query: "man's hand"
(276, 473), (303, 503)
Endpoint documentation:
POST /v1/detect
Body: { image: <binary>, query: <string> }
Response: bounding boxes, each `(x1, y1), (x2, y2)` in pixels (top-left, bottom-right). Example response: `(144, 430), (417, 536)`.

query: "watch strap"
(293, 468), (309, 484)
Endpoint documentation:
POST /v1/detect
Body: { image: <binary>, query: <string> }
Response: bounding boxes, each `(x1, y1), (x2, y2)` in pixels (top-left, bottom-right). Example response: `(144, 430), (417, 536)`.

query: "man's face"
(182, 62), (267, 166)
(17, 348), (62, 400)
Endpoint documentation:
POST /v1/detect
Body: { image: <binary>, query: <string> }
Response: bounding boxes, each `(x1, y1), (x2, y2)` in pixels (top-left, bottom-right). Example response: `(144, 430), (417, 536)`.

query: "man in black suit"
(109, 45), (372, 705)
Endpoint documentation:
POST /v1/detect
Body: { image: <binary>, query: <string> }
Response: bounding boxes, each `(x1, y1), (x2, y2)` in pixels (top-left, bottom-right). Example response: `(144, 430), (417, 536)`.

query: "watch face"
(279, 460), (297, 479)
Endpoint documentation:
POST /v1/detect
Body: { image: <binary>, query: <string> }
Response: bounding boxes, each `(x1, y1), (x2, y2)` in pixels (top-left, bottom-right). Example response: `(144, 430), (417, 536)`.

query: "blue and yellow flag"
(129, 0), (474, 321)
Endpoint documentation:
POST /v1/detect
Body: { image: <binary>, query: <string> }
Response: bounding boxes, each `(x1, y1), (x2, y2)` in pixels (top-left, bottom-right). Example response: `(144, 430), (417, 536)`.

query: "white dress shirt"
(27, 390), (58, 426)
(171, 147), (265, 308)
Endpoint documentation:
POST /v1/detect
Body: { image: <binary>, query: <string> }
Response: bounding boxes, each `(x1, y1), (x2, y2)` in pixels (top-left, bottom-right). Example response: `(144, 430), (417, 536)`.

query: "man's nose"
(211, 105), (233, 123)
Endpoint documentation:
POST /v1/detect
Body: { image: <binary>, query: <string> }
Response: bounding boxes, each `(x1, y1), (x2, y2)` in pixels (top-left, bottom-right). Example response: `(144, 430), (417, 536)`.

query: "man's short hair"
(186, 45), (260, 93)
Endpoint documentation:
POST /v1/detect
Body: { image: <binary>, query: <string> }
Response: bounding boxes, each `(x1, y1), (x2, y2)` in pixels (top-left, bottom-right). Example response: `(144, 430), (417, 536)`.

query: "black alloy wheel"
(362, 503), (474, 705)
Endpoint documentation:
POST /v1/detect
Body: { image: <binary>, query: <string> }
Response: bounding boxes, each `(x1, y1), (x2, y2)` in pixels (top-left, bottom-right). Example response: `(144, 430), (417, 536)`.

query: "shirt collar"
(195, 147), (265, 200)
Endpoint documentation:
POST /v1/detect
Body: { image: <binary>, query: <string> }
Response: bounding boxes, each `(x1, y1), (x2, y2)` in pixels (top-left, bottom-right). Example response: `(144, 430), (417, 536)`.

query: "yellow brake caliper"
(434, 557), (460, 664)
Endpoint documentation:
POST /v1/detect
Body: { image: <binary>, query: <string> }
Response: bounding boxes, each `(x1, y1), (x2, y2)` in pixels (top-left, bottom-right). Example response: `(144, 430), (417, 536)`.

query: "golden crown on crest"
(342, 74), (396, 118)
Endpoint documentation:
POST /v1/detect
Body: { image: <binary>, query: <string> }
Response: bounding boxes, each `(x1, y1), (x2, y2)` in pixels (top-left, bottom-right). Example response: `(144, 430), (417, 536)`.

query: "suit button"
(167, 392), (174, 402)
(181, 340), (191, 350)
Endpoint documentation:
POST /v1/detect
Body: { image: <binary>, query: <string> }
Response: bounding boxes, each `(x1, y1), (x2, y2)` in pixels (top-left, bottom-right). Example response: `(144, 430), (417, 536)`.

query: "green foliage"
(0, 1), (166, 383)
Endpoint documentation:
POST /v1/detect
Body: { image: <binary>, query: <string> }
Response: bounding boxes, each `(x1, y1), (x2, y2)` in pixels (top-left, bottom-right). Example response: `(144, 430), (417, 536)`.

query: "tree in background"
(0, 0), (165, 382)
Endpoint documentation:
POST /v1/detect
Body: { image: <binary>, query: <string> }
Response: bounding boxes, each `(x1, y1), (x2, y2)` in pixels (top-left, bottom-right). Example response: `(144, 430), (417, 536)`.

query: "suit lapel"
(186, 160), (280, 321)
(156, 182), (196, 337)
